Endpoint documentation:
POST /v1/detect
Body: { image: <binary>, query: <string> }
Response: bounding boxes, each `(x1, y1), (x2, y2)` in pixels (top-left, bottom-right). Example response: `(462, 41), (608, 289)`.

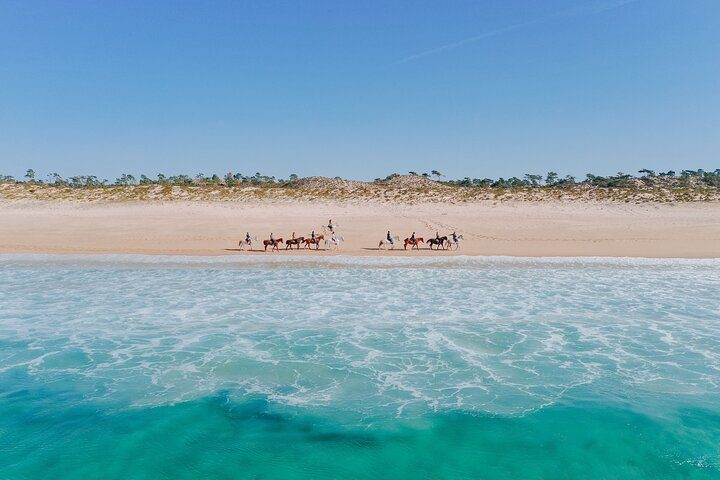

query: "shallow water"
(1, 255), (719, 479)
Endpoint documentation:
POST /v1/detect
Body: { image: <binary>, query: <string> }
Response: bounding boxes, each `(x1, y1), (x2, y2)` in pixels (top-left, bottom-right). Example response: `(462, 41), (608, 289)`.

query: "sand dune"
(1, 199), (719, 258)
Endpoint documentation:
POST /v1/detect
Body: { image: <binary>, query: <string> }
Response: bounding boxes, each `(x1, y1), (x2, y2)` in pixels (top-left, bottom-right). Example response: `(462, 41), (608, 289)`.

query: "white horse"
(238, 236), (257, 250)
(324, 236), (345, 250)
(446, 234), (464, 250)
(378, 236), (400, 250)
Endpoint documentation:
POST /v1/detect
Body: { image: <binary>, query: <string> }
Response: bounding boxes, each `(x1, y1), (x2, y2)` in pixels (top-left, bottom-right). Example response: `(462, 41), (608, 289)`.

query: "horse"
(238, 236), (257, 250)
(324, 236), (344, 250)
(427, 236), (448, 250)
(303, 234), (325, 250)
(263, 238), (283, 252)
(378, 236), (400, 250)
(446, 235), (464, 250)
(404, 237), (424, 250)
(285, 237), (305, 250)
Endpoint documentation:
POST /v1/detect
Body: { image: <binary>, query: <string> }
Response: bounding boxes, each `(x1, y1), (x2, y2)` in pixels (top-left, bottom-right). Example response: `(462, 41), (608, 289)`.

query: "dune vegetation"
(1, 168), (719, 203)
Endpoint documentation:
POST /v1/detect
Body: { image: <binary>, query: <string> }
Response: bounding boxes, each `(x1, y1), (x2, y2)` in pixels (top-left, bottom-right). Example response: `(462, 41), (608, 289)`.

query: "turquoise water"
(1, 255), (719, 479)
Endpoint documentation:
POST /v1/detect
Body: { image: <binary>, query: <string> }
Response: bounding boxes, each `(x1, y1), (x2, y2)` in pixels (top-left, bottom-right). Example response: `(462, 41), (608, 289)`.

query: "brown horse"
(263, 238), (283, 252)
(404, 237), (424, 250)
(285, 237), (305, 250)
(303, 234), (325, 250)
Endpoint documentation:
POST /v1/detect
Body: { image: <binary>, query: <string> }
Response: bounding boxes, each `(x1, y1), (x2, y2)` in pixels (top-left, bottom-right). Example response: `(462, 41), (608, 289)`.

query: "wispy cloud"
(395, 0), (642, 64)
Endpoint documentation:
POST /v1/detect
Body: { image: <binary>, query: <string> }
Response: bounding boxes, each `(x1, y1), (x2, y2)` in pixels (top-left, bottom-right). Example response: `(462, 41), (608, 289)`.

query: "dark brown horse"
(303, 234), (325, 250)
(285, 237), (305, 250)
(263, 238), (283, 252)
(404, 237), (424, 250)
(427, 236), (448, 250)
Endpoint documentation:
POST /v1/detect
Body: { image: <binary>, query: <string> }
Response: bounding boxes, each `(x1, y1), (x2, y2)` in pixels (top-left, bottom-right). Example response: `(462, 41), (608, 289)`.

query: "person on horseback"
(452, 231), (458, 243)
(292, 231), (296, 240)
(311, 230), (316, 242)
(410, 232), (416, 242)
(269, 232), (275, 243)
(245, 232), (251, 244)
(387, 230), (393, 245)
(327, 219), (334, 233)
(436, 231), (440, 240)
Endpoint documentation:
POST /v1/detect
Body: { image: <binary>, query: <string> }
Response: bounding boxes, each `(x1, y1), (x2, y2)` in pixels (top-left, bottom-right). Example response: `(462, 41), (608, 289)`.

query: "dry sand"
(1, 199), (719, 258)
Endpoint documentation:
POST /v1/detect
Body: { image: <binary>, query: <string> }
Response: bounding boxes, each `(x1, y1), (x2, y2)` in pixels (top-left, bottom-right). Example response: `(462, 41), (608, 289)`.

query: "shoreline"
(3, 253), (719, 269)
(2, 199), (720, 259)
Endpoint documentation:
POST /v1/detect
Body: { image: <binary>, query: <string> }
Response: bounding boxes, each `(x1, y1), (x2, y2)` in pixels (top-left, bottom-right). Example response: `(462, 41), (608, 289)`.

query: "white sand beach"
(1, 199), (719, 258)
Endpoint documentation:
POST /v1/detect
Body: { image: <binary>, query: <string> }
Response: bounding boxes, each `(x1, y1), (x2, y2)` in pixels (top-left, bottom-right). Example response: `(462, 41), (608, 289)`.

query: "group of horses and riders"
(239, 219), (463, 252)
(239, 219), (344, 251)
(379, 230), (463, 251)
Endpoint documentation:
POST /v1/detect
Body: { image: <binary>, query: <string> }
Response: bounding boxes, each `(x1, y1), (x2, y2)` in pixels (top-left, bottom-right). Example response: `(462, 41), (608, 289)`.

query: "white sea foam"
(1, 256), (718, 418)
(1, 252), (719, 269)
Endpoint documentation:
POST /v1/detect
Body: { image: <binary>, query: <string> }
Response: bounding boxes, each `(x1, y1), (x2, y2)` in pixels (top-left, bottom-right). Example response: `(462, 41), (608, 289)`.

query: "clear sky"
(1, 0), (718, 181)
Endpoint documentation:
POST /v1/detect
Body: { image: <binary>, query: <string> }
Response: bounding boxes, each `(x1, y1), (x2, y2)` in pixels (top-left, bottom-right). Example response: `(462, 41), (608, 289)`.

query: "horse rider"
(269, 232), (275, 244)
(410, 231), (416, 243)
(292, 231), (296, 240)
(387, 230), (394, 245)
(436, 231), (440, 241)
(245, 232), (252, 245)
(311, 230), (316, 243)
(327, 219), (334, 233)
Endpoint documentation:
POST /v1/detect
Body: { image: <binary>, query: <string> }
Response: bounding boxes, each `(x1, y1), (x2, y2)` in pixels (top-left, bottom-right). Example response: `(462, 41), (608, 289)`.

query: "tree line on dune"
(2, 168), (720, 189)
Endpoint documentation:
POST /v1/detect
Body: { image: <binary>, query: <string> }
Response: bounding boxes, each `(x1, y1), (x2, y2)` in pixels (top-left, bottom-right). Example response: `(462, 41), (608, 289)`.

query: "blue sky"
(1, 0), (718, 181)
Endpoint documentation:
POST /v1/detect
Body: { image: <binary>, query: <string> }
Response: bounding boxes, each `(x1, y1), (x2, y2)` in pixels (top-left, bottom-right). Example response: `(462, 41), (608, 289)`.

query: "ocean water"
(1, 254), (719, 479)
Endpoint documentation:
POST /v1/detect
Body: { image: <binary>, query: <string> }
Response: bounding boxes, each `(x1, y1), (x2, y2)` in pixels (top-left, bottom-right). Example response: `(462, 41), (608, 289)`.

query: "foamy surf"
(1, 252), (718, 269)
(2, 255), (718, 417)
